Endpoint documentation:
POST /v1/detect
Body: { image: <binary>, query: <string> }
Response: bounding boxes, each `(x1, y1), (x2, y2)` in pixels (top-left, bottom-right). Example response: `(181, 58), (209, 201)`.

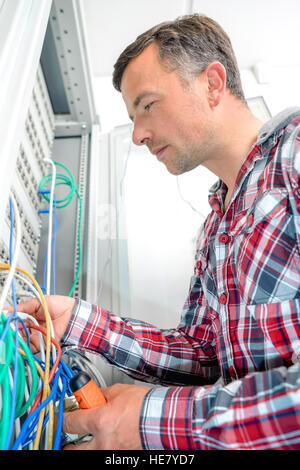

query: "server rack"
(0, 1), (133, 450)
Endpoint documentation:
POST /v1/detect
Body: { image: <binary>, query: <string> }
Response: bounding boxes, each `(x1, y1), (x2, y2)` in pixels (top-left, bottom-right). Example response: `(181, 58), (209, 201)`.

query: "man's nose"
(132, 121), (152, 147)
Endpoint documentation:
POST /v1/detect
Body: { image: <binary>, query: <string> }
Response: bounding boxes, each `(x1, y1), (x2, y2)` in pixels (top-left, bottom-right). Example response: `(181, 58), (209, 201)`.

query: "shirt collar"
(208, 107), (300, 214)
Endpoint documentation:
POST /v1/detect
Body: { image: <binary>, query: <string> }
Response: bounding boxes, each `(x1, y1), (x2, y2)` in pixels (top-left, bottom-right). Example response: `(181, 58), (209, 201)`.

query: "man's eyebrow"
(134, 92), (154, 108)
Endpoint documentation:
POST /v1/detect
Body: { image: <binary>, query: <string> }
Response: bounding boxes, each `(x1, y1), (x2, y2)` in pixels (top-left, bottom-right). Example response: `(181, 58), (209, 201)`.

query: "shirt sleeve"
(140, 362), (300, 449)
(60, 288), (221, 386)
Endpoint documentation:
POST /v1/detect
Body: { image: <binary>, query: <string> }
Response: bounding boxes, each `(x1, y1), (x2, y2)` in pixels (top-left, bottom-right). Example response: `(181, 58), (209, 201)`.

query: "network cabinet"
(0, 0), (131, 450)
(0, 0), (97, 300)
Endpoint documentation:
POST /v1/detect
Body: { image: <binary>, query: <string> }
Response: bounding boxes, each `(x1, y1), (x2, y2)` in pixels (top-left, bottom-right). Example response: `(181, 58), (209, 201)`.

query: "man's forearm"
(140, 363), (300, 449)
(61, 298), (220, 386)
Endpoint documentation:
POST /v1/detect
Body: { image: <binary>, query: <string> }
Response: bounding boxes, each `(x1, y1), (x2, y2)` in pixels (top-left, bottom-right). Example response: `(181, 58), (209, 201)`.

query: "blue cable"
(18, 317), (31, 347)
(60, 356), (75, 380)
(11, 365), (62, 450)
(0, 313), (15, 342)
(21, 408), (50, 449)
(53, 374), (68, 450)
(17, 356), (73, 449)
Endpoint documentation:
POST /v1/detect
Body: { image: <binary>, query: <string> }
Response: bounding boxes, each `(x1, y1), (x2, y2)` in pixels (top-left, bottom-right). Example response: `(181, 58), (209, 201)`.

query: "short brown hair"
(113, 14), (246, 104)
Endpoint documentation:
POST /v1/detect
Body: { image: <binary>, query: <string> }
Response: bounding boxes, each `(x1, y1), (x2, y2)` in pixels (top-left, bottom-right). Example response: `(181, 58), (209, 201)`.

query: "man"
(17, 14), (300, 449)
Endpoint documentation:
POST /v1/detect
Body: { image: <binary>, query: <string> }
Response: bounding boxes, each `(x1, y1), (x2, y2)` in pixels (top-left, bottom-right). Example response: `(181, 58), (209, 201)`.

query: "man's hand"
(7, 295), (75, 352)
(62, 383), (150, 450)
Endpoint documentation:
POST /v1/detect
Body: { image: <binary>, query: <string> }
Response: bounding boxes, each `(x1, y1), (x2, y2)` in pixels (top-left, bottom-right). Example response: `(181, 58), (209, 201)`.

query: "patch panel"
(4, 205), (39, 274)
(35, 65), (55, 135)
(27, 101), (53, 162)
(24, 115), (49, 176)
(5, 201), (38, 257)
(16, 147), (43, 215)
(8, 64), (56, 283)
(9, 186), (40, 246)
(0, 240), (35, 305)
(31, 90), (54, 152)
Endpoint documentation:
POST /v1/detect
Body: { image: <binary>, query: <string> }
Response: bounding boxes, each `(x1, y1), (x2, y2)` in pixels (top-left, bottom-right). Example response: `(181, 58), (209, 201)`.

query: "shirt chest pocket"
(230, 189), (298, 304)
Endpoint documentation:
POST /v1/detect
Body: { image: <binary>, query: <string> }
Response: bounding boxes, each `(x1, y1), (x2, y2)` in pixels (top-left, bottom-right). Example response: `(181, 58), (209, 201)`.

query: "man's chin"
(162, 162), (183, 176)
(164, 160), (195, 176)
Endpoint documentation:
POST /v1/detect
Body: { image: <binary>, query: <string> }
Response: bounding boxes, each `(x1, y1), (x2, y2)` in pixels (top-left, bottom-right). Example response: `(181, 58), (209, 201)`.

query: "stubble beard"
(167, 137), (215, 175)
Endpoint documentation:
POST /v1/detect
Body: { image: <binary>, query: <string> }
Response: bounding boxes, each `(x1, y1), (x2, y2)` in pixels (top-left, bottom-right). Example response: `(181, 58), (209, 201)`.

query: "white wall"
(241, 66), (300, 116)
(93, 65), (300, 329)
(83, 0), (300, 77)
(123, 146), (216, 328)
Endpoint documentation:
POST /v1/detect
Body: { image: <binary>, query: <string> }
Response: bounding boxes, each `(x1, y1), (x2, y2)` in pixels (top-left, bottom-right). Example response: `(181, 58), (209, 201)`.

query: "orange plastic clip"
(70, 371), (107, 409)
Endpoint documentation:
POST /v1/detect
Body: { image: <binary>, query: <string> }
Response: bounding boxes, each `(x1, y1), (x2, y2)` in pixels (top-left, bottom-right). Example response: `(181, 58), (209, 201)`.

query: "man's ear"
(205, 62), (227, 108)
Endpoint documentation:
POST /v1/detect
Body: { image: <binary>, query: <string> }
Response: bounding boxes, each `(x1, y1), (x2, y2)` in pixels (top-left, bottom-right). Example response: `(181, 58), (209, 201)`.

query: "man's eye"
(144, 102), (154, 111)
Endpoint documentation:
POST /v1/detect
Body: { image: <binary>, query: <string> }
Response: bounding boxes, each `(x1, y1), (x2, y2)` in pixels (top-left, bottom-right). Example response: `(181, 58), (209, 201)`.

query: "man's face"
(121, 43), (217, 175)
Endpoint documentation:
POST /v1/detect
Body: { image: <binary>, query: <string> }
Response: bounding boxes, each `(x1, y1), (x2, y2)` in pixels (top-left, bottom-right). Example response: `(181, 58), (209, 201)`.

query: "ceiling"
(81, 0), (300, 78)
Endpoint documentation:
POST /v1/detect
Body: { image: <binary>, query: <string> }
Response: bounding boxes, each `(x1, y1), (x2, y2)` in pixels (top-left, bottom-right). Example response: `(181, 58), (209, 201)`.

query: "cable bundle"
(0, 161), (105, 450)
(0, 308), (74, 450)
(0, 191), (74, 449)
(39, 160), (82, 297)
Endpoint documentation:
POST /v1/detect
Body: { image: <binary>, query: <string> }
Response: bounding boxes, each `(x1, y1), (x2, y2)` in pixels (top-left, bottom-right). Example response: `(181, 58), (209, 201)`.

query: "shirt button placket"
(217, 227), (236, 380)
(195, 260), (201, 274)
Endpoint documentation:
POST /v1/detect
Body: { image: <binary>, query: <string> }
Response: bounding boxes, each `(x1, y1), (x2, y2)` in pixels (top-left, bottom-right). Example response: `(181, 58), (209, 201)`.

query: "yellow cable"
(19, 348), (54, 450)
(0, 263), (52, 450)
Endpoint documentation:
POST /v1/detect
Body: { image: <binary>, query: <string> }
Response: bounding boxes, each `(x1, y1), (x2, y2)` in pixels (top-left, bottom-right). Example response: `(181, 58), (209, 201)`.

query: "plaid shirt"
(62, 107), (300, 450)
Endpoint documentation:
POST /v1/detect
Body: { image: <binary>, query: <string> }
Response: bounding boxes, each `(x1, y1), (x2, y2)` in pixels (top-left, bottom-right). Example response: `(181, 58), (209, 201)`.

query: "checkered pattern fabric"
(62, 108), (300, 449)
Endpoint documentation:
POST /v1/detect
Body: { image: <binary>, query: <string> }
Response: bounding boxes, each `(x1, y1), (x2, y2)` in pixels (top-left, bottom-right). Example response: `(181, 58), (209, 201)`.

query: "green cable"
(0, 316), (12, 450)
(15, 351), (25, 417)
(39, 161), (82, 297)
(0, 313), (39, 449)
(0, 317), (14, 385)
(0, 365), (10, 450)
(13, 329), (38, 418)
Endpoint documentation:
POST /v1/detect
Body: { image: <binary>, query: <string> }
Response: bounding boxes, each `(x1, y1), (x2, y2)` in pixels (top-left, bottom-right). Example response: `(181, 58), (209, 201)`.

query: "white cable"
(176, 176), (206, 219)
(43, 158), (56, 297)
(29, 153), (57, 450)
(0, 193), (21, 315)
(15, 312), (46, 364)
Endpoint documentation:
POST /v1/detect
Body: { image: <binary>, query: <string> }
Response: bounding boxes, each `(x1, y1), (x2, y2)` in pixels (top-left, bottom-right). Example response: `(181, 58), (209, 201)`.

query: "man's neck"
(204, 103), (264, 212)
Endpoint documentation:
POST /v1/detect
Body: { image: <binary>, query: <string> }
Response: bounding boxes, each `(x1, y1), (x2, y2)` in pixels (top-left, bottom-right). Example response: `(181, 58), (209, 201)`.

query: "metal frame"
(47, 0), (98, 137)
(86, 124), (101, 304)
(73, 132), (89, 298)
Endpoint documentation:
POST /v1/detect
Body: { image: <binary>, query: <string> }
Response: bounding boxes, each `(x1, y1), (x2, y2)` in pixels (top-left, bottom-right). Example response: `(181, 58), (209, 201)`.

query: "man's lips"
(152, 145), (169, 161)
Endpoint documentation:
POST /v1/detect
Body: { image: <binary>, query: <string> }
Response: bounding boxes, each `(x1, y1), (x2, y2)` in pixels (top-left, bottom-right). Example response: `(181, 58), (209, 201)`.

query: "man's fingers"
(101, 383), (127, 401)
(12, 298), (42, 316)
(62, 408), (100, 436)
